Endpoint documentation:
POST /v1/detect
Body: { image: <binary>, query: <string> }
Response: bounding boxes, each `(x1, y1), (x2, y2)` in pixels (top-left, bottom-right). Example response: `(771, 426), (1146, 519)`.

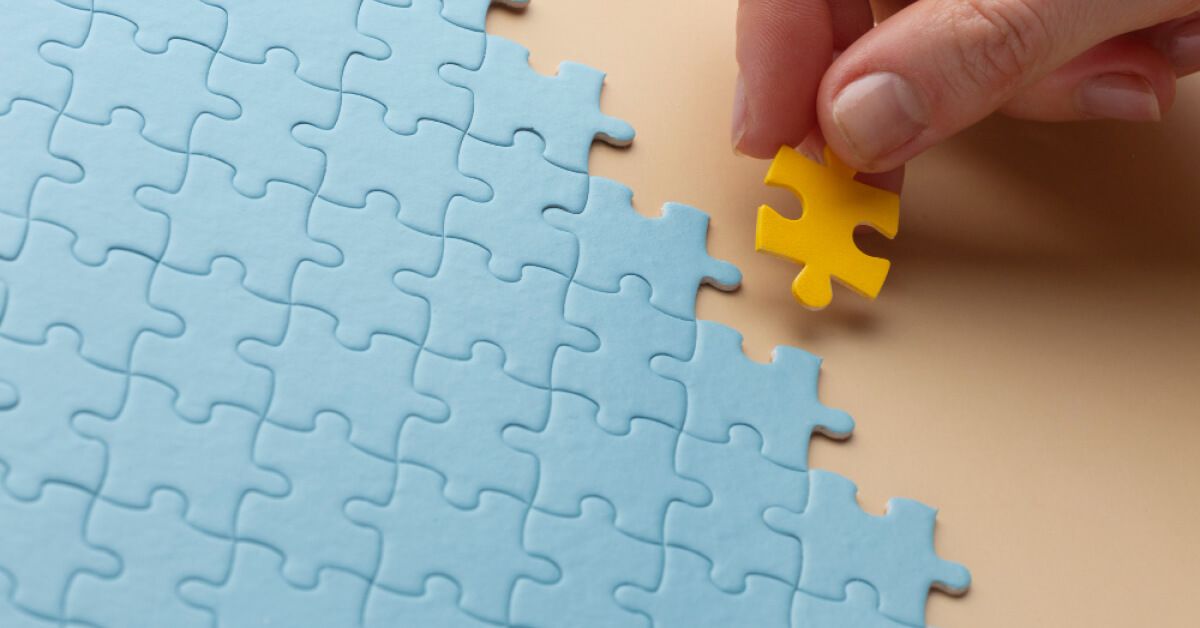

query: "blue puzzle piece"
(399, 342), (548, 507)
(503, 392), (709, 542)
(179, 542), (368, 628)
(614, 547), (793, 628)
(131, 260), (288, 421)
(364, 578), (495, 628)
(192, 49), (339, 196)
(0, 328), (122, 499)
(66, 491), (231, 628)
(665, 428), (806, 592)
(395, 238), (597, 386)
(294, 93), (490, 234)
(238, 413), (395, 587)
(0, 571), (56, 628)
(0, 100), (82, 220)
(0, 0), (88, 113)
(545, 178), (742, 319)
(238, 306), (447, 459)
(137, 154), (341, 302)
(444, 132), (588, 280)
(0, 222), (181, 369)
(0, 480), (119, 618)
(438, 0), (530, 31)
(94, 0), (226, 53)
(511, 498), (659, 628)
(651, 321), (855, 471)
(554, 276), (692, 432)
(441, 35), (634, 172)
(293, 193), (440, 349)
(345, 463), (558, 624)
(73, 377), (289, 536)
(40, 13), (238, 151)
(32, 109), (178, 265)
(205, 0), (390, 89)
(344, 0), (483, 133)
(793, 583), (914, 628)
(764, 470), (972, 626)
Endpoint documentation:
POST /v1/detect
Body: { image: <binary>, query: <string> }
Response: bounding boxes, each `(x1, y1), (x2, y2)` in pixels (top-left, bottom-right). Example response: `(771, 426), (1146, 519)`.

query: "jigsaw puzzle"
(757, 145), (900, 309)
(0, 1), (967, 626)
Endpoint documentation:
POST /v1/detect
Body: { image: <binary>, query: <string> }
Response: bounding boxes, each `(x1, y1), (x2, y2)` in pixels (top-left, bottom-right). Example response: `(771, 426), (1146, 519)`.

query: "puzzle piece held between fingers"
(756, 145), (899, 309)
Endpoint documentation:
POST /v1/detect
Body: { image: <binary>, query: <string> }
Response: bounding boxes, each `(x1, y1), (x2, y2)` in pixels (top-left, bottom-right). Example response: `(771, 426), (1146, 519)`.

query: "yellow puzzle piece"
(756, 145), (900, 309)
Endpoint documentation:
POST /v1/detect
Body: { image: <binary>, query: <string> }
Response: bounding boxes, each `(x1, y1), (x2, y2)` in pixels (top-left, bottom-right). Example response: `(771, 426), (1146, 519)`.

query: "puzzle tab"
(756, 145), (900, 309)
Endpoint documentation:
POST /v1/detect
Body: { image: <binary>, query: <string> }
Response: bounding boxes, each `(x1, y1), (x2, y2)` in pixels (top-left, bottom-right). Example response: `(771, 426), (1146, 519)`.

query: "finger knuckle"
(941, 0), (1054, 96)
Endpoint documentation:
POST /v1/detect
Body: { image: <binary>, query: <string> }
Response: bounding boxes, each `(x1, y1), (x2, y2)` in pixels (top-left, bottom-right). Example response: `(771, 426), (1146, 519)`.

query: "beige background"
(489, 2), (1200, 626)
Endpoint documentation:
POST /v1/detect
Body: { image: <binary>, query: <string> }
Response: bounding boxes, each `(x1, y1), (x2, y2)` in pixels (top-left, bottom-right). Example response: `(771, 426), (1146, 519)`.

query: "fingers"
(828, 0), (876, 49)
(817, 0), (1200, 171)
(734, 0), (832, 158)
(1148, 12), (1200, 75)
(796, 127), (906, 193)
(1000, 35), (1176, 122)
(734, 0), (877, 158)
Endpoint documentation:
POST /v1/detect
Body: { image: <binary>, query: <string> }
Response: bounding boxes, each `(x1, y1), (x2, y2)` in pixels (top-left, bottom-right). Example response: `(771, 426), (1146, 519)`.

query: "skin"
(733, 0), (1200, 183)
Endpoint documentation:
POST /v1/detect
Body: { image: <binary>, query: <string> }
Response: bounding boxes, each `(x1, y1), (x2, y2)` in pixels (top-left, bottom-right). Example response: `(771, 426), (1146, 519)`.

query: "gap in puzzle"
(0, 1), (969, 626)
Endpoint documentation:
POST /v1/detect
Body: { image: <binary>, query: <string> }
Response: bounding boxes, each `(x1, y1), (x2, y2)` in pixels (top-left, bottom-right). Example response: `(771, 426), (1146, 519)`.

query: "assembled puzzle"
(0, 1), (968, 626)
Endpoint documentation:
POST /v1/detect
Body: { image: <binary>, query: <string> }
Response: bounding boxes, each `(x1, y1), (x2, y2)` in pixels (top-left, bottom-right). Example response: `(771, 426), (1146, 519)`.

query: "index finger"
(734, 0), (875, 158)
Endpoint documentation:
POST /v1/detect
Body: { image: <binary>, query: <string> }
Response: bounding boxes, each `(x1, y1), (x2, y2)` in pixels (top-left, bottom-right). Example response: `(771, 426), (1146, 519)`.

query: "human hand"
(733, 0), (1200, 172)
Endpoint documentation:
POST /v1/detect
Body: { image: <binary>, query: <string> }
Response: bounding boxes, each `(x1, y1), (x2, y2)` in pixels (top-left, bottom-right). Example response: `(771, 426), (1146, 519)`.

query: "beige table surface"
(490, 2), (1200, 626)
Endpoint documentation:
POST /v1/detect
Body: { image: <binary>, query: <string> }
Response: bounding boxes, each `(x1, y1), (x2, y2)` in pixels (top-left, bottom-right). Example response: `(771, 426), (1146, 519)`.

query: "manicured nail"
(731, 73), (748, 154)
(830, 72), (930, 166)
(1077, 74), (1161, 122)
(1167, 20), (1200, 75)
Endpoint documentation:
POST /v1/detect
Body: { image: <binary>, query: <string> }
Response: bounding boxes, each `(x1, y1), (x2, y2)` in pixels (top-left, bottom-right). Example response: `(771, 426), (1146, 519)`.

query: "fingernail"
(830, 72), (930, 166)
(1166, 20), (1200, 75)
(1077, 74), (1161, 122)
(731, 73), (748, 154)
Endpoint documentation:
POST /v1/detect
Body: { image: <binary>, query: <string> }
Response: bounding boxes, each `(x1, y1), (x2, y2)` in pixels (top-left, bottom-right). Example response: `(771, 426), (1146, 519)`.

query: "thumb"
(818, 0), (1200, 172)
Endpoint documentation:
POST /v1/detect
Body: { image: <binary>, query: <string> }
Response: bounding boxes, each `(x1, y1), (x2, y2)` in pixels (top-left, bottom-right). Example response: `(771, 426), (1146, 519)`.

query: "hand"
(732, 0), (1200, 172)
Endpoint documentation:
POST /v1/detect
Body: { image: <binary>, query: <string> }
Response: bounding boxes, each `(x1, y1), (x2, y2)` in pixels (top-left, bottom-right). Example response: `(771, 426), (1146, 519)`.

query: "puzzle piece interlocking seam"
(394, 237), (600, 387)
(292, 193), (441, 349)
(205, 0), (392, 90)
(757, 145), (900, 309)
(191, 48), (340, 198)
(765, 470), (972, 627)
(67, 489), (231, 628)
(0, 100), (84, 227)
(441, 34), (636, 172)
(398, 341), (549, 509)
(444, 131), (588, 281)
(293, 93), (493, 236)
(0, 1), (969, 626)
(345, 463), (560, 623)
(344, 0), (485, 135)
(651, 320), (856, 471)
(545, 177), (743, 320)
(0, 0), (89, 114)
(33, 109), (179, 266)
(0, 221), (183, 370)
(41, 12), (241, 152)
(0, 328), (121, 500)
